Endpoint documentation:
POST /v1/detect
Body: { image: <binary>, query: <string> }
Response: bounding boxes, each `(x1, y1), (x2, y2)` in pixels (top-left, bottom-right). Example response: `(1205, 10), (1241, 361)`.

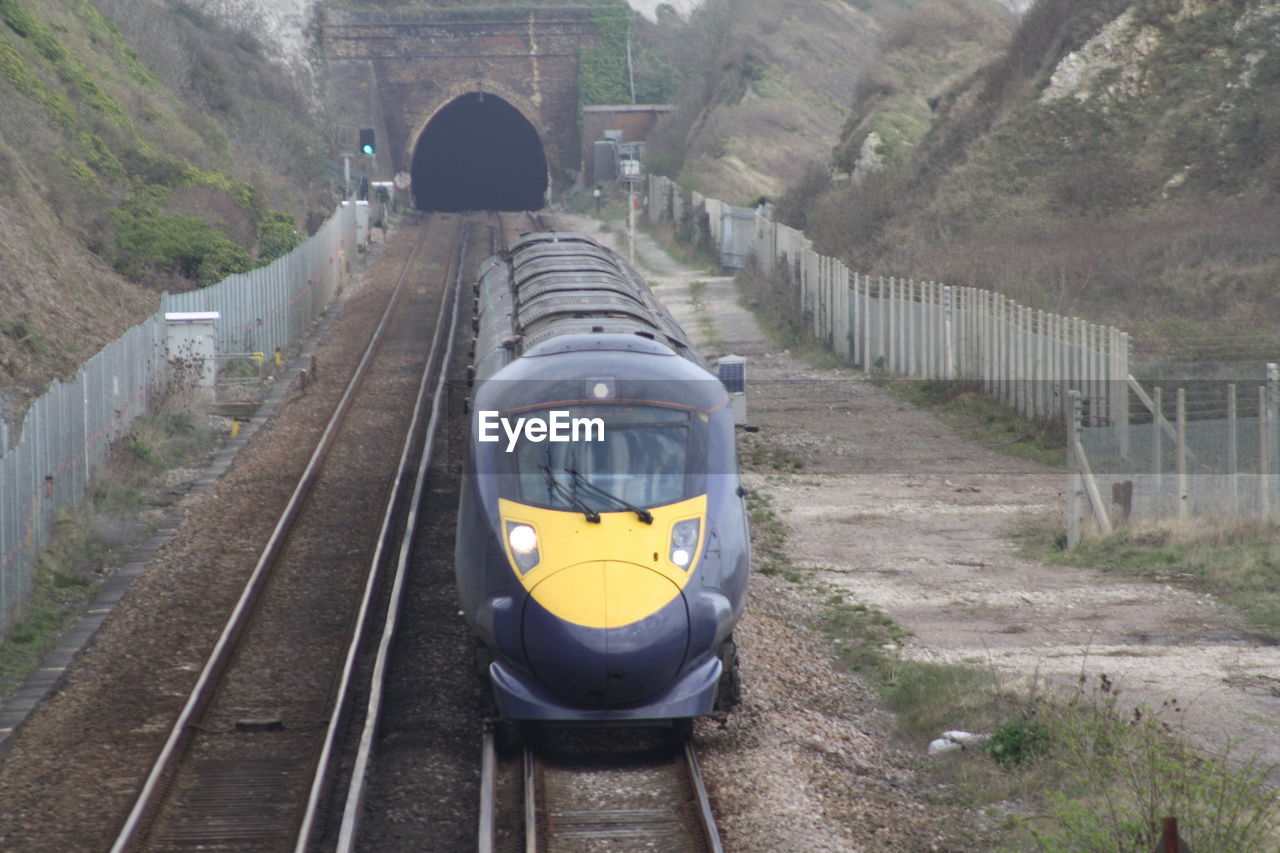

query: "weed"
(989, 716), (1050, 768)
(743, 488), (791, 577)
(1021, 674), (1280, 852)
(124, 435), (158, 467)
(3, 318), (52, 357)
(0, 413), (218, 700)
(1023, 516), (1280, 642)
(892, 381), (1067, 468)
(163, 413), (196, 436)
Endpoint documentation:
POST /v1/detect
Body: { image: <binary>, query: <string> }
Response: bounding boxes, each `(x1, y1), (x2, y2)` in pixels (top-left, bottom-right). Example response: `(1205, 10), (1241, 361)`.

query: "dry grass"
(1021, 514), (1280, 642)
(646, 0), (878, 204)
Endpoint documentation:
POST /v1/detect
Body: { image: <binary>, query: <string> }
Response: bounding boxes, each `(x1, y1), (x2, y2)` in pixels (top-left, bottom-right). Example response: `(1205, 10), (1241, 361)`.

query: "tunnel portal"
(412, 93), (548, 212)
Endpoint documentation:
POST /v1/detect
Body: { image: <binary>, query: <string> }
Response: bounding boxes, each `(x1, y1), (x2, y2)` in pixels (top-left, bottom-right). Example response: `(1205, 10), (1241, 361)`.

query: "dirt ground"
(565, 213), (1280, 844)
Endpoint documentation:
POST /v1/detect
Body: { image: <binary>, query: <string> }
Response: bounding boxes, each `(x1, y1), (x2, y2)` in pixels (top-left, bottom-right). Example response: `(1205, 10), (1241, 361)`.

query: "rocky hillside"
(645, 0), (1016, 206)
(0, 0), (330, 422)
(794, 0), (1280, 356)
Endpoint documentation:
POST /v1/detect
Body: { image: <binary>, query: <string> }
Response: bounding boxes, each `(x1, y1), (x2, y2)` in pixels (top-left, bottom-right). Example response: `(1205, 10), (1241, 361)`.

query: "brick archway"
(323, 8), (598, 197)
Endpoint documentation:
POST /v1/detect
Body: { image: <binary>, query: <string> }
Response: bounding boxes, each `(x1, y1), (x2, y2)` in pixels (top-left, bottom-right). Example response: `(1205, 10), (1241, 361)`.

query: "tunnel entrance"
(412, 93), (548, 211)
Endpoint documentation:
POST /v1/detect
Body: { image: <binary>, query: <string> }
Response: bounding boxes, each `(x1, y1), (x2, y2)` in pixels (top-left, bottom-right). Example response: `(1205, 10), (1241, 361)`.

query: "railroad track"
(108, 214), (469, 853)
(480, 724), (723, 853)
(322, 209), (523, 852)
(280, 207), (727, 850)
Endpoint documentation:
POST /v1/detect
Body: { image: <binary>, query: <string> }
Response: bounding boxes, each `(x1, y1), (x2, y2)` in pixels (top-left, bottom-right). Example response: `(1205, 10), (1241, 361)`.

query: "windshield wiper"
(566, 468), (654, 524)
(539, 464), (600, 522)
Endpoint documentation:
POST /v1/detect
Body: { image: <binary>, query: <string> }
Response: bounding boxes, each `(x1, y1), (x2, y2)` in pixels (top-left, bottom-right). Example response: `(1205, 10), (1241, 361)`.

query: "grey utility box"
(717, 355), (747, 426)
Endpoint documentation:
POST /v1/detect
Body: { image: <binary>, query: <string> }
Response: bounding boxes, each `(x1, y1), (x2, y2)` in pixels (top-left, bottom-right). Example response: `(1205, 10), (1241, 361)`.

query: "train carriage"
(455, 232), (750, 722)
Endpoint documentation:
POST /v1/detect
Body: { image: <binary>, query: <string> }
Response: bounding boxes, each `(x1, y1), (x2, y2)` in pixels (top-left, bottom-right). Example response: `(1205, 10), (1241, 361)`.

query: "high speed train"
(455, 231), (750, 722)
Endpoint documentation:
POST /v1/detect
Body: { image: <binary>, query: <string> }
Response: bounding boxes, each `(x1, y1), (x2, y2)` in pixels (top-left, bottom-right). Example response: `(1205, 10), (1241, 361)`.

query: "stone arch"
(409, 81), (552, 211)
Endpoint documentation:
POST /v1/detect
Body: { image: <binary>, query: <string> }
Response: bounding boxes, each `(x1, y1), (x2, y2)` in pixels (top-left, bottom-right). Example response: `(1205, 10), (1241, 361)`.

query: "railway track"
(107, 213), (468, 852)
(324, 210), (527, 852)
(480, 724), (723, 853)
(238, 209), (727, 853)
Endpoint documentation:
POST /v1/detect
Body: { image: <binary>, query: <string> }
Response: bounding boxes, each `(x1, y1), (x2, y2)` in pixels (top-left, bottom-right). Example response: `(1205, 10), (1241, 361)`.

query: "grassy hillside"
(794, 0), (1280, 359)
(773, 0), (1014, 229)
(644, 0), (885, 205)
(0, 0), (330, 418)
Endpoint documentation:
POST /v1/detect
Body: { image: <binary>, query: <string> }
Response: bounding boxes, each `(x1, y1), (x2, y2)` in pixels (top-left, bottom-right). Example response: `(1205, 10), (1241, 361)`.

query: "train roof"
(472, 231), (708, 384)
(474, 333), (728, 413)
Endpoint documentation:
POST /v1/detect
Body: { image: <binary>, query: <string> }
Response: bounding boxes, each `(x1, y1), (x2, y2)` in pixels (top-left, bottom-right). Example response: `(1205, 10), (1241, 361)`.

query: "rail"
(479, 724), (722, 853)
(327, 217), (471, 853)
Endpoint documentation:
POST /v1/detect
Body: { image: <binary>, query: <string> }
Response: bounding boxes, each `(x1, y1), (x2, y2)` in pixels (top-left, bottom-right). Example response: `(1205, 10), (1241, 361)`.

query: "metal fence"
(647, 173), (1130, 427)
(0, 202), (357, 635)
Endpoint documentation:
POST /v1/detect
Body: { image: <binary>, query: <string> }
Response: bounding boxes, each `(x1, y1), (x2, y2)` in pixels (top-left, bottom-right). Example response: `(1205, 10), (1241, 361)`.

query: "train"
(454, 231), (750, 722)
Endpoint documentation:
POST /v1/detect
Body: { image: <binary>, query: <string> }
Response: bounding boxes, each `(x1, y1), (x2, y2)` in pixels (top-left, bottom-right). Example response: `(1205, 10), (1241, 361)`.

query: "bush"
(989, 716), (1050, 767)
(112, 205), (251, 287)
(256, 210), (301, 265)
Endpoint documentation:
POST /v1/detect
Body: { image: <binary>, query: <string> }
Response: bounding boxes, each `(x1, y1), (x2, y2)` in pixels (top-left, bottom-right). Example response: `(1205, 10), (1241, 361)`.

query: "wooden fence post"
(1228, 383), (1238, 515)
(907, 279), (916, 377)
(1067, 390), (1113, 544)
(1177, 387), (1188, 519)
(1153, 387), (1164, 513)
(878, 276), (886, 370)
(943, 286), (955, 381)
(922, 281), (932, 378)
(1068, 391), (1084, 548)
(1116, 330), (1130, 459)
(1261, 385), (1271, 520)
(862, 273), (871, 377)
(1269, 363), (1279, 514)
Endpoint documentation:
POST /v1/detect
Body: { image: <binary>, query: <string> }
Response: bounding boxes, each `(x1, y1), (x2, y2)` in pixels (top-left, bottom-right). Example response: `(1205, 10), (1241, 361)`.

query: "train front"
(455, 335), (749, 721)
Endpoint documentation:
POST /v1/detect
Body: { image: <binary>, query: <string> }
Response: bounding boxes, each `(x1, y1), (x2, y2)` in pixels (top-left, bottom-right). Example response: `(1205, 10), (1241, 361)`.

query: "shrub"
(257, 210), (301, 265)
(112, 205), (251, 287)
(989, 716), (1050, 767)
(1023, 675), (1280, 852)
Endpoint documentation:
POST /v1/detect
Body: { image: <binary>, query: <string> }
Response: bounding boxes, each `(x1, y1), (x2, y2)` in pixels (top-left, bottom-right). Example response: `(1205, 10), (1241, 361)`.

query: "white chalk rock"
(942, 730), (991, 747)
(928, 738), (961, 755)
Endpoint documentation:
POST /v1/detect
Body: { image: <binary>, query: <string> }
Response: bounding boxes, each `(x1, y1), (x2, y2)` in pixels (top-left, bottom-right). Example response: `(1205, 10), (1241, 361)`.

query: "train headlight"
(506, 522), (540, 573)
(669, 518), (700, 569)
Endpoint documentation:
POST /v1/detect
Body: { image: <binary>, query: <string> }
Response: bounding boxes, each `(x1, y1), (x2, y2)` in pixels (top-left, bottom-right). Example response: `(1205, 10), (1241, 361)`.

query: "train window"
(503, 405), (692, 511)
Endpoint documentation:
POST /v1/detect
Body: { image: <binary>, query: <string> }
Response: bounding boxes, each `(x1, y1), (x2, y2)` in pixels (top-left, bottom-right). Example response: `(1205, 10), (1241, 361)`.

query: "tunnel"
(412, 93), (548, 211)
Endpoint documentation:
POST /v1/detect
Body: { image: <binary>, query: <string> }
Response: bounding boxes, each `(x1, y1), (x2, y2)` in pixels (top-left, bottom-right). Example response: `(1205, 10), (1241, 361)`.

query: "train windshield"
(502, 404), (692, 511)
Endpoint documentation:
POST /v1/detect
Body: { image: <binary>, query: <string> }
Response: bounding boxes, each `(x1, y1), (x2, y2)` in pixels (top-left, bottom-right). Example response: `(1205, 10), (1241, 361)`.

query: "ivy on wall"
(579, 0), (632, 106)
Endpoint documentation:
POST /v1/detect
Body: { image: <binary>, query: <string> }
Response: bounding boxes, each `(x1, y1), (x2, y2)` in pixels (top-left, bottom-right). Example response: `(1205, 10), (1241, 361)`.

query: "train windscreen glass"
(505, 405), (690, 511)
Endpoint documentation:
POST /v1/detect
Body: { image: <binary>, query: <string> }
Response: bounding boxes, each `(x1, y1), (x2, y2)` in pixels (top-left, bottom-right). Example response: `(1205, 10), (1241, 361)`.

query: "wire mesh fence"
(1073, 370), (1280, 542)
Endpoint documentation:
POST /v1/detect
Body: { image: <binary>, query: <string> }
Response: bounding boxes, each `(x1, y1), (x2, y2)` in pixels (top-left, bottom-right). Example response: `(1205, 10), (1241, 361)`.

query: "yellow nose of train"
(498, 495), (706, 628)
